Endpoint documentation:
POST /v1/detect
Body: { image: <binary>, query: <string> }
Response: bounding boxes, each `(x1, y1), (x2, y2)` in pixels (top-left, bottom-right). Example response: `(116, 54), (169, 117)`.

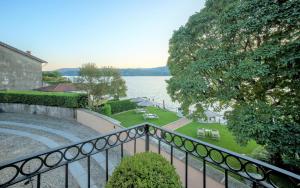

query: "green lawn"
(176, 122), (258, 155)
(175, 123), (291, 186)
(175, 122), (260, 171)
(111, 106), (179, 127)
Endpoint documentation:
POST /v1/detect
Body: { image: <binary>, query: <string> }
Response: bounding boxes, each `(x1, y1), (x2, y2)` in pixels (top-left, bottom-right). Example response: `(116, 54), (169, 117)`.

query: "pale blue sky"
(1, 0), (205, 70)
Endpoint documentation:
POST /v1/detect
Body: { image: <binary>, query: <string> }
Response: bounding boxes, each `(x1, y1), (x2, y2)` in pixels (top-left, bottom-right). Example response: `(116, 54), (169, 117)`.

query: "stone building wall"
(0, 45), (42, 90)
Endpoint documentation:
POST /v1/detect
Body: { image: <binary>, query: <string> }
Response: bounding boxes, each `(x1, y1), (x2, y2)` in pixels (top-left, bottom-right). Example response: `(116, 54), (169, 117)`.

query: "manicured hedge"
(106, 152), (182, 188)
(0, 90), (87, 108)
(107, 99), (137, 114)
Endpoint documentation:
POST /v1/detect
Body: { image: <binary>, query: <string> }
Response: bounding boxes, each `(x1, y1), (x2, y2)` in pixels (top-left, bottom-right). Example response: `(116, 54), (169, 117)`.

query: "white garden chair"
(211, 130), (220, 140)
(143, 113), (159, 120)
(204, 129), (212, 137)
(197, 128), (205, 138)
(135, 108), (147, 114)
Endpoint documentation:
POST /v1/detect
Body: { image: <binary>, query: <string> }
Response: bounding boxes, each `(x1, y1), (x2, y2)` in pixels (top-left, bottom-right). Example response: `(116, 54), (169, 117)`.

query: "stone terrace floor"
(0, 113), (122, 188)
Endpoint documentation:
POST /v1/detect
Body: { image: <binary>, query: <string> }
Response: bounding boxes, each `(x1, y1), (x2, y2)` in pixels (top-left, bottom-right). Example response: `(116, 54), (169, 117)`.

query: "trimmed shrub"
(107, 99), (137, 114)
(106, 152), (182, 188)
(101, 103), (112, 116)
(0, 90), (88, 108)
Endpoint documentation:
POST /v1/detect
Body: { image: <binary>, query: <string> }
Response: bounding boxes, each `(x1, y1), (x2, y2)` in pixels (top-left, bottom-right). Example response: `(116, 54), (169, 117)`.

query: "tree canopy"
(167, 0), (300, 169)
(78, 63), (127, 105)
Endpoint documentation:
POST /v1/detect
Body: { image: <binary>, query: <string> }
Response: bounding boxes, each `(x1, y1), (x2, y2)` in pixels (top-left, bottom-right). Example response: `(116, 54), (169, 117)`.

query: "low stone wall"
(76, 109), (122, 133)
(0, 103), (75, 120)
(0, 103), (123, 133)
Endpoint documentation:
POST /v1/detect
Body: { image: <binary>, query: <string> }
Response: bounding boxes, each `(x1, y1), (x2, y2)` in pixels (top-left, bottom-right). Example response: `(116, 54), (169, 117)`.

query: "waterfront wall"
(0, 103), (123, 132)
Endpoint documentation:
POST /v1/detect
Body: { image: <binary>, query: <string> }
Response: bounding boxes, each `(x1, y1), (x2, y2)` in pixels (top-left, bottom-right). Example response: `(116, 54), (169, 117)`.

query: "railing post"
(145, 124), (150, 152)
(37, 174), (41, 188)
(105, 149), (109, 182)
(65, 164), (69, 188)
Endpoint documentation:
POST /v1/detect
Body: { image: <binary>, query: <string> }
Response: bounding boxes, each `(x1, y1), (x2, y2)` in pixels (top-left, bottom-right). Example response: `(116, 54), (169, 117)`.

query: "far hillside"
(55, 66), (170, 76)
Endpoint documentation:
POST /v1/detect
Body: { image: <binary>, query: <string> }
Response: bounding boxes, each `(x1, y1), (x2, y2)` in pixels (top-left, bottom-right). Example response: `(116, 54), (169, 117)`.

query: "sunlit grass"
(174, 122), (260, 173)
(176, 122), (258, 155)
(111, 106), (179, 127)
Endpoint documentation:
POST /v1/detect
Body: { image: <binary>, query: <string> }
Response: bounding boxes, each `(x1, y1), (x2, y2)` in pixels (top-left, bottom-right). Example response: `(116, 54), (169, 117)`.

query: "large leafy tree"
(109, 69), (127, 100)
(78, 63), (127, 106)
(167, 0), (300, 169)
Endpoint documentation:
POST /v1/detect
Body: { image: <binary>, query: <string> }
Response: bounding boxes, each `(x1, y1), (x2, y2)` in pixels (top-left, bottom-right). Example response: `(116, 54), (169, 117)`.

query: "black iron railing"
(0, 123), (299, 188)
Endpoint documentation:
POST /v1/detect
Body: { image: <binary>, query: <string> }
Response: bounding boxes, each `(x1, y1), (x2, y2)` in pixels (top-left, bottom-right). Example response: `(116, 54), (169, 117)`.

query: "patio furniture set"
(135, 108), (159, 120)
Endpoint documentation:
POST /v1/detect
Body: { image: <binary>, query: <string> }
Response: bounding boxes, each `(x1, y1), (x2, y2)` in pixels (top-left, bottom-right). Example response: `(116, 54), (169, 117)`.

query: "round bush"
(106, 152), (182, 188)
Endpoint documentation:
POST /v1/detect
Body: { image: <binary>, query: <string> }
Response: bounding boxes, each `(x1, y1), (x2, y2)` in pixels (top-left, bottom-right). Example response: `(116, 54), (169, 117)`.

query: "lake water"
(123, 76), (180, 111)
(66, 76), (180, 111)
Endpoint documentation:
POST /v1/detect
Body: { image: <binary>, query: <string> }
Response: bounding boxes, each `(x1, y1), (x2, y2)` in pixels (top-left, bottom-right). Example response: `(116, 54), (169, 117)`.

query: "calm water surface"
(66, 76), (180, 111)
(123, 76), (179, 111)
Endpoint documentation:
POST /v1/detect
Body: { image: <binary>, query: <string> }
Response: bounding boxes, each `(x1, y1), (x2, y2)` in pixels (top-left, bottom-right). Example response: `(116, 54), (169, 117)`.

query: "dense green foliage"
(0, 90), (87, 108)
(112, 106), (179, 127)
(42, 71), (71, 85)
(106, 152), (182, 188)
(167, 0), (300, 168)
(78, 63), (127, 105)
(107, 99), (137, 114)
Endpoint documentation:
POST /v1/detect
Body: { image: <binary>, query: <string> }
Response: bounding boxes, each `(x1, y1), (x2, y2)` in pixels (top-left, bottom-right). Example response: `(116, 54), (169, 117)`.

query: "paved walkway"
(163, 117), (192, 131)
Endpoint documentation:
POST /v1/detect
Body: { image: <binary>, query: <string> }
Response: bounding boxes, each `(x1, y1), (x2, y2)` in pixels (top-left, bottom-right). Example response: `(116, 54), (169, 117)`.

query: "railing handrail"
(0, 122), (299, 188)
(147, 123), (300, 180)
(0, 123), (145, 167)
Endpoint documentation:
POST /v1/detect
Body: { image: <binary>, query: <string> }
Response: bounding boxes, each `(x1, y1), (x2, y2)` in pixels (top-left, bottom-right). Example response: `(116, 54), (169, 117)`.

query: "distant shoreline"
(53, 66), (170, 77)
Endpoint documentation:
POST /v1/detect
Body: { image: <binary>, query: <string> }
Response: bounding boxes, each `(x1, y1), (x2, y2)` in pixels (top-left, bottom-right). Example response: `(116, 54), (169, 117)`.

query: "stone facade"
(0, 42), (46, 90)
